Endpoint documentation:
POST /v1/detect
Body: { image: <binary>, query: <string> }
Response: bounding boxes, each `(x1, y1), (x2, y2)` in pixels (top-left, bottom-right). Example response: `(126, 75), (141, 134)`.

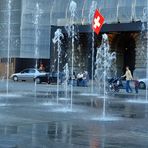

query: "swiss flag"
(92, 9), (104, 35)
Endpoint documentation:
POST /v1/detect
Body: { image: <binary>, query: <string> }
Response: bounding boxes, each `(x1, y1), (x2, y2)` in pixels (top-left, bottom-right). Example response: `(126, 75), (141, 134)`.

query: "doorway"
(111, 32), (136, 76)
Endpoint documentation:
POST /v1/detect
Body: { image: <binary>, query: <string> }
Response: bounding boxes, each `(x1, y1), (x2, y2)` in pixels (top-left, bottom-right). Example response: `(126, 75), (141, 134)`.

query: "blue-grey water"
(0, 80), (147, 148)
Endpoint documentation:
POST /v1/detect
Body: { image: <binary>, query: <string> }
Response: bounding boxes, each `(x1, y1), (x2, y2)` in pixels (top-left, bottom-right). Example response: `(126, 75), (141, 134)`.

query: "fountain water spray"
(6, 0), (12, 95)
(63, 63), (69, 100)
(141, 7), (148, 101)
(69, 1), (77, 22)
(66, 0), (77, 109)
(34, 3), (42, 99)
(89, 1), (98, 24)
(143, 8), (148, 101)
(53, 29), (64, 104)
(34, 3), (40, 69)
(95, 34), (116, 118)
(89, 1), (97, 94)
(146, 19), (148, 101)
(60, 63), (71, 109)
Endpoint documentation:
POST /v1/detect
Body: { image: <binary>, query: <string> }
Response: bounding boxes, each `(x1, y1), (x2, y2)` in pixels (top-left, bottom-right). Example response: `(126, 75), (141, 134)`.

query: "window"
(29, 69), (35, 73)
(21, 69), (30, 73)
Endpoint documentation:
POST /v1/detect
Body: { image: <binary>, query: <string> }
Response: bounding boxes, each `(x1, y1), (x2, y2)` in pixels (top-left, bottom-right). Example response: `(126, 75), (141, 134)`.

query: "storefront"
(50, 21), (147, 78)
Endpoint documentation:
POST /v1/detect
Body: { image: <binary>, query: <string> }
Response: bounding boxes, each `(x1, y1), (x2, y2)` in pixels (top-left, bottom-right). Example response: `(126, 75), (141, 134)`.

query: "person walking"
(133, 77), (139, 94)
(122, 66), (133, 93)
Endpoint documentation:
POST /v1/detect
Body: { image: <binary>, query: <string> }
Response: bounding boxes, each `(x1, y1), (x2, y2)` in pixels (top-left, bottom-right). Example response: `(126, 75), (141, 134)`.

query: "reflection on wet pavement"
(0, 83), (148, 147)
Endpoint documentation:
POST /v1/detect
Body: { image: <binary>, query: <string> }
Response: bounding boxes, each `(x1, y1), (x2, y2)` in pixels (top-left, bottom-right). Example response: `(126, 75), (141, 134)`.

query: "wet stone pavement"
(0, 81), (148, 148)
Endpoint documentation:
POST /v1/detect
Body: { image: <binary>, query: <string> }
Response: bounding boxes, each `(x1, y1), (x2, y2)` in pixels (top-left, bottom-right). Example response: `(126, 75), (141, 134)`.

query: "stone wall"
(134, 31), (147, 78)
(0, 58), (15, 78)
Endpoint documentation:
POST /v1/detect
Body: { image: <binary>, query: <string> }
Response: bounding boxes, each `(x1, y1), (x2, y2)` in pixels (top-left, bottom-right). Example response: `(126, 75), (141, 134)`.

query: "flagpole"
(91, 31), (94, 94)
(91, 9), (105, 94)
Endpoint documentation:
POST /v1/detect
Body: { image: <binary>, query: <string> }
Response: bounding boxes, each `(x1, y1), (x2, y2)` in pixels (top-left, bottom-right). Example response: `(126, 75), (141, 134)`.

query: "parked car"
(10, 68), (47, 84)
(139, 78), (148, 89)
(35, 72), (56, 84)
(37, 72), (65, 84)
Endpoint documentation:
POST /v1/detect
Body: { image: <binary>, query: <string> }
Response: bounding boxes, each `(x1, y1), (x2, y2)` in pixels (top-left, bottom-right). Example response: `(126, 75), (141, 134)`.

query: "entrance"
(111, 32), (136, 76)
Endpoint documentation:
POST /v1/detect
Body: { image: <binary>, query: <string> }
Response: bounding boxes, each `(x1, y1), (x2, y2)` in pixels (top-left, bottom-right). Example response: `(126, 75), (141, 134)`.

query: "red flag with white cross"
(92, 9), (104, 35)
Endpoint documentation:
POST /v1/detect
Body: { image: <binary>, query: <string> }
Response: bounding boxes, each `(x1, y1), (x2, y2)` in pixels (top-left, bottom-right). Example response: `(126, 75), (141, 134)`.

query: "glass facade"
(0, 0), (21, 58)
(51, 0), (147, 25)
(20, 0), (52, 58)
(0, 0), (147, 58)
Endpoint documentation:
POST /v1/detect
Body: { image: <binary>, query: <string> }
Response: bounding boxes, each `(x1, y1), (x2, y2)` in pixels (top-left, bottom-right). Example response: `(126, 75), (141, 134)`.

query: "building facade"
(0, 0), (147, 78)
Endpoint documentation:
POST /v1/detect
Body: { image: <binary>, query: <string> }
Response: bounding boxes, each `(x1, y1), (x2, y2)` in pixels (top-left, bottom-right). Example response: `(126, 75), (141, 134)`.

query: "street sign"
(92, 9), (104, 35)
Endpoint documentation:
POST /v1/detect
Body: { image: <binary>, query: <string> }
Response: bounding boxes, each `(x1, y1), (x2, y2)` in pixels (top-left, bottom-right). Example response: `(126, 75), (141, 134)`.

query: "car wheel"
(139, 81), (146, 89)
(35, 78), (41, 84)
(47, 78), (51, 84)
(13, 76), (18, 82)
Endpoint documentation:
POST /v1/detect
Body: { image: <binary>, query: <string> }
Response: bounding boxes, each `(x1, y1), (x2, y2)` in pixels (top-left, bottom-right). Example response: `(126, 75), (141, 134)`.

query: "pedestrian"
(77, 72), (83, 86)
(69, 72), (77, 86)
(82, 71), (89, 87)
(133, 77), (139, 94)
(122, 66), (133, 93)
(39, 63), (45, 71)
